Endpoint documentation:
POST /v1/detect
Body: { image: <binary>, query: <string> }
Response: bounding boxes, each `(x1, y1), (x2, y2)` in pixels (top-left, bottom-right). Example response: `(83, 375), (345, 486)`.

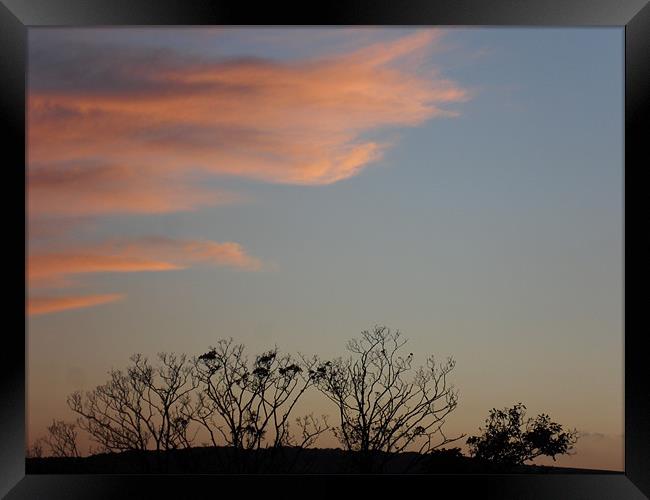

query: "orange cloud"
(28, 30), (470, 220)
(26, 30), (469, 315)
(28, 253), (181, 288)
(28, 293), (124, 316)
(28, 237), (262, 289)
(28, 163), (234, 217)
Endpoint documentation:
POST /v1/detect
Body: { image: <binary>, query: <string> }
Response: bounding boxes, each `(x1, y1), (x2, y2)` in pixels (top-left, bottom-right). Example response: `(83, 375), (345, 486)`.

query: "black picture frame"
(1, 0), (647, 498)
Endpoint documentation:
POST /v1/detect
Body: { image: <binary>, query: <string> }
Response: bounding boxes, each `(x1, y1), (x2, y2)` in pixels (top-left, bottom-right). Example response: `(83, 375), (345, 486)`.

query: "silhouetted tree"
(466, 403), (579, 465)
(44, 419), (80, 458)
(192, 339), (327, 451)
(68, 353), (198, 453)
(312, 326), (461, 470)
(26, 438), (46, 459)
(289, 414), (330, 449)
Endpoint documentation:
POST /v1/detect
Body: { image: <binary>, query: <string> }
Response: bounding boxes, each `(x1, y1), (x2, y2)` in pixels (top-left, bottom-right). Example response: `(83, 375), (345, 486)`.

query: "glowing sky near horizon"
(27, 27), (623, 470)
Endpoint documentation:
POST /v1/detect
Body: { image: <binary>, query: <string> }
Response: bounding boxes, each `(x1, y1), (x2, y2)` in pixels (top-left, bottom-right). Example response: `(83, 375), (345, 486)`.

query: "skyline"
(27, 27), (623, 470)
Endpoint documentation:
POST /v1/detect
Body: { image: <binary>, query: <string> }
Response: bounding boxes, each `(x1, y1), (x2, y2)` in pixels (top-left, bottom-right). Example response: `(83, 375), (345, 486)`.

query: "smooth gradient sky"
(27, 27), (623, 470)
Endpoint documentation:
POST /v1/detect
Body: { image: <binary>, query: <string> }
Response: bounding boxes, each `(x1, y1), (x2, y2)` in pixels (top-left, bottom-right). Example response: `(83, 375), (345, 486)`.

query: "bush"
(466, 403), (578, 466)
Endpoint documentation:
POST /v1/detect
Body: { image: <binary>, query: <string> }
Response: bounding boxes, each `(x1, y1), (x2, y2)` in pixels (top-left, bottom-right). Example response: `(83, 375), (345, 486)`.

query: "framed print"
(1, 0), (648, 498)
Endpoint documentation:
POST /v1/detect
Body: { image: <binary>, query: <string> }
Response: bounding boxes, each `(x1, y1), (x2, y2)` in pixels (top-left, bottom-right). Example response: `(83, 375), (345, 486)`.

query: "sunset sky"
(27, 27), (623, 470)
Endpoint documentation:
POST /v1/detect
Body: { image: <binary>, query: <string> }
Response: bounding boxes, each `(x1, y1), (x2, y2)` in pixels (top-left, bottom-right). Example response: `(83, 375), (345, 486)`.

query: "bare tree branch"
(312, 326), (462, 471)
(68, 353), (198, 453)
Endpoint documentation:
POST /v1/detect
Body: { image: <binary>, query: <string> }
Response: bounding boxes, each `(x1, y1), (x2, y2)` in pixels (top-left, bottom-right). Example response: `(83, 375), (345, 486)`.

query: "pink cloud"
(26, 30), (469, 315)
(28, 163), (234, 217)
(28, 293), (124, 316)
(28, 237), (262, 289)
(28, 30), (470, 217)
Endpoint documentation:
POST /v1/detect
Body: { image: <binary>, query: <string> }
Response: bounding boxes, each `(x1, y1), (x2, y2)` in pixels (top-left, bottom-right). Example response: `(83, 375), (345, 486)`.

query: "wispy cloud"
(27, 29), (469, 314)
(28, 162), (235, 217)
(29, 30), (469, 199)
(28, 293), (125, 316)
(28, 237), (262, 289)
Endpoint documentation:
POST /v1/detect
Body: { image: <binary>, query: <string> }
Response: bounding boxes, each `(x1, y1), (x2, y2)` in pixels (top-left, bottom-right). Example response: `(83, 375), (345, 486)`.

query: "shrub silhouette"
(26, 438), (46, 459)
(44, 419), (80, 458)
(428, 447), (464, 458)
(466, 403), (579, 466)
